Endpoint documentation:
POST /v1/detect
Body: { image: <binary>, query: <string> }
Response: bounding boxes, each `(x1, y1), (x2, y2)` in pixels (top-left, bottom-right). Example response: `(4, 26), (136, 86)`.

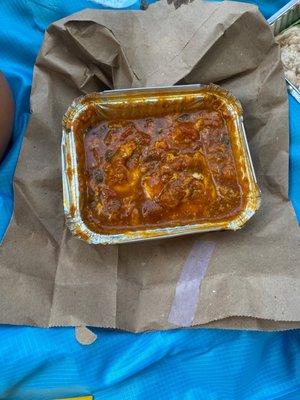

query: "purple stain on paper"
(168, 240), (215, 327)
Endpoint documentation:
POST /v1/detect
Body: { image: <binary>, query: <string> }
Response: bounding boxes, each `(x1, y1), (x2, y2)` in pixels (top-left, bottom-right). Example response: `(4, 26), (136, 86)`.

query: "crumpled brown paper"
(0, 0), (299, 332)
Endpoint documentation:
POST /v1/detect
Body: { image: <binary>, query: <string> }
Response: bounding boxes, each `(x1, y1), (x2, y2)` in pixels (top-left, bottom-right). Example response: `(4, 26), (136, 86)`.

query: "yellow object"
(55, 396), (93, 400)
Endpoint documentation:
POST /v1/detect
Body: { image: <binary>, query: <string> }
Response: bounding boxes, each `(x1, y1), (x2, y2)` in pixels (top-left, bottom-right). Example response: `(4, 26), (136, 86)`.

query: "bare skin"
(0, 72), (14, 161)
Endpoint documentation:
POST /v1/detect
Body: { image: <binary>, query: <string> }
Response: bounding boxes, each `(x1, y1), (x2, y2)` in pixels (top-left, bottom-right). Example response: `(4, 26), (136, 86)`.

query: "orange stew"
(79, 107), (245, 233)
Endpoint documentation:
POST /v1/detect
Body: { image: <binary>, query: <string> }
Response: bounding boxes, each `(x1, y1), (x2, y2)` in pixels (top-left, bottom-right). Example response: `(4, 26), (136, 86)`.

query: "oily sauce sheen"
(82, 109), (244, 233)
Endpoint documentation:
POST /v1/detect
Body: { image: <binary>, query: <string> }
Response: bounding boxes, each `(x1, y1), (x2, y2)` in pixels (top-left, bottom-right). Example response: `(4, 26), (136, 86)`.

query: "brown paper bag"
(1, 0), (299, 332)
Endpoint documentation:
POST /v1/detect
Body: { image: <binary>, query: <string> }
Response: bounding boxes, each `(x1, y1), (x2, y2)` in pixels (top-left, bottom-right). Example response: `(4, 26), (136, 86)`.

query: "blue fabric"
(0, 0), (299, 398)
(0, 326), (300, 399)
(289, 94), (300, 220)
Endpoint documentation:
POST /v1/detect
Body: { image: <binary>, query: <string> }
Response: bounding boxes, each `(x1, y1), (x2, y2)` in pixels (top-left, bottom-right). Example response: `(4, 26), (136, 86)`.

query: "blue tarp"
(0, 1), (299, 398)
